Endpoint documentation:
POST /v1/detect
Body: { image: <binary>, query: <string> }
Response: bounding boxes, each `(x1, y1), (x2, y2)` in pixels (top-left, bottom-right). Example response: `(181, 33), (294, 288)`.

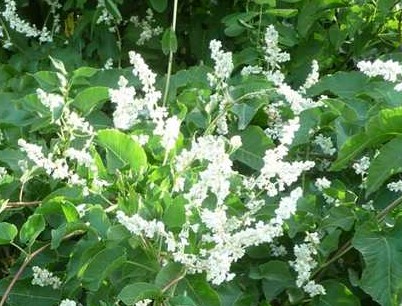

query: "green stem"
(162, 0), (179, 106)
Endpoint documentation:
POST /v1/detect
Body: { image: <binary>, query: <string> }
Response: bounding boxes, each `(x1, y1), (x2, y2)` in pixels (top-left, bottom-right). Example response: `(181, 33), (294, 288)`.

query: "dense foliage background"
(1, 0), (402, 305)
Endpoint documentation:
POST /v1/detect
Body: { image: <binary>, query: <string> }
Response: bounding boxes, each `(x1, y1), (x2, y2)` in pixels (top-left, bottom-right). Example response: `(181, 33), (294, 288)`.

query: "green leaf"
(321, 206), (355, 233)
(150, 0), (167, 12)
(32, 71), (60, 91)
(72, 67), (98, 80)
(49, 56), (67, 76)
(177, 275), (221, 306)
(366, 136), (402, 196)
(231, 99), (264, 130)
(72, 86), (109, 115)
(162, 28), (178, 55)
(87, 205), (111, 238)
(97, 129), (148, 174)
(51, 222), (88, 249)
(331, 132), (368, 170)
(155, 262), (185, 290)
(169, 296), (197, 306)
(118, 282), (162, 305)
(266, 9), (298, 17)
(81, 246), (126, 291)
(258, 261), (295, 301)
(352, 218), (402, 306)
(0, 222), (18, 245)
(0, 279), (60, 306)
(19, 214), (45, 246)
(231, 126), (274, 170)
(311, 280), (360, 306)
(104, 0), (122, 21)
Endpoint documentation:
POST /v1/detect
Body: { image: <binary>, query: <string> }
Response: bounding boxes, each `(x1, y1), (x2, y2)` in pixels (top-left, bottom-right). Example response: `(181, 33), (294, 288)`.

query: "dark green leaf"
(311, 280), (360, 306)
(162, 28), (178, 55)
(118, 282), (162, 305)
(72, 86), (109, 115)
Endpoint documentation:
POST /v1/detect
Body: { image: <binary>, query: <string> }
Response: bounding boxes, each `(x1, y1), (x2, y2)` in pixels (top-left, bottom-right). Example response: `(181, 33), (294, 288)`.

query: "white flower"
(387, 180), (402, 192)
(279, 117), (300, 145)
(302, 60), (319, 90)
(160, 116), (181, 152)
(230, 135), (242, 149)
(31, 266), (62, 289)
(65, 148), (93, 167)
(263, 25), (290, 69)
(357, 59), (402, 82)
(352, 156), (370, 176)
(315, 177), (331, 191)
(59, 299), (77, 306)
(303, 281), (326, 297)
(207, 39), (233, 86)
(135, 299), (152, 306)
(131, 9), (163, 45)
(313, 134), (336, 156)
(36, 89), (64, 114)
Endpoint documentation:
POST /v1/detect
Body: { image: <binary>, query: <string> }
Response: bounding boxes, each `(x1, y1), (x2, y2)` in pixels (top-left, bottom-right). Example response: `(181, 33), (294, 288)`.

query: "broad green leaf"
(72, 86), (109, 114)
(352, 219), (402, 306)
(163, 197), (186, 229)
(87, 205), (111, 238)
(366, 136), (402, 196)
(169, 296), (197, 306)
(311, 280), (360, 306)
(231, 126), (274, 170)
(49, 56), (67, 76)
(72, 67), (98, 79)
(0, 222), (18, 245)
(231, 99), (264, 130)
(32, 71), (60, 91)
(162, 28), (178, 55)
(97, 129), (147, 174)
(0, 148), (26, 173)
(19, 214), (45, 246)
(177, 275), (221, 306)
(331, 132), (368, 170)
(0, 279), (60, 306)
(51, 222), (88, 249)
(155, 262), (185, 290)
(258, 261), (294, 301)
(81, 246), (126, 291)
(254, 0), (276, 5)
(118, 282), (162, 305)
(321, 206), (355, 233)
(150, 0), (167, 12)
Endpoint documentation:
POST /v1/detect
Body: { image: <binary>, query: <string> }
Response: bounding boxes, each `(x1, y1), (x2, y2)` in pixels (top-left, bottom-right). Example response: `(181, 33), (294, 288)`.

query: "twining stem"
(162, 0), (179, 106)
(313, 193), (402, 278)
(161, 269), (186, 293)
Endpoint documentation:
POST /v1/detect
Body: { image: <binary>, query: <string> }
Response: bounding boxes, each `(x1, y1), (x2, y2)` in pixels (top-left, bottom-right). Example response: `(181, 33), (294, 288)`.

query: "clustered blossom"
(263, 25), (290, 69)
(130, 9), (163, 45)
(96, 0), (120, 30)
(352, 156), (370, 176)
(256, 144), (314, 197)
(206, 40), (234, 135)
(2, 0), (60, 44)
(313, 134), (336, 156)
(290, 232), (326, 297)
(387, 180), (402, 192)
(31, 266), (62, 289)
(358, 59), (402, 82)
(135, 299), (153, 306)
(110, 51), (181, 152)
(301, 60), (320, 91)
(59, 299), (77, 306)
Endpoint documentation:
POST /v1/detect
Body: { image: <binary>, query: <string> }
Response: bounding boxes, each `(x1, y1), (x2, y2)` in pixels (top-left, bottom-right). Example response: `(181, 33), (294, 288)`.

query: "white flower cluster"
(256, 144), (314, 197)
(59, 299), (77, 306)
(0, 167), (7, 181)
(135, 299), (153, 306)
(301, 60), (320, 91)
(387, 180), (402, 192)
(313, 134), (336, 156)
(357, 59), (402, 92)
(358, 59), (402, 82)
(352, 156), (370, 176)
(118, 187), (303, 285)
(96, 0), (119, 30)
(290, 232), (326, 297)
(110, 51), (181, 152)
(131, 9), (163, 45)
(2, 0), (60, 43)
(31, 266), (62, 289)
(263, 25), (290, 69)
(18, 139), (87, 186)
(206, 40), (234, 135)
(175, 135), (234, 205)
